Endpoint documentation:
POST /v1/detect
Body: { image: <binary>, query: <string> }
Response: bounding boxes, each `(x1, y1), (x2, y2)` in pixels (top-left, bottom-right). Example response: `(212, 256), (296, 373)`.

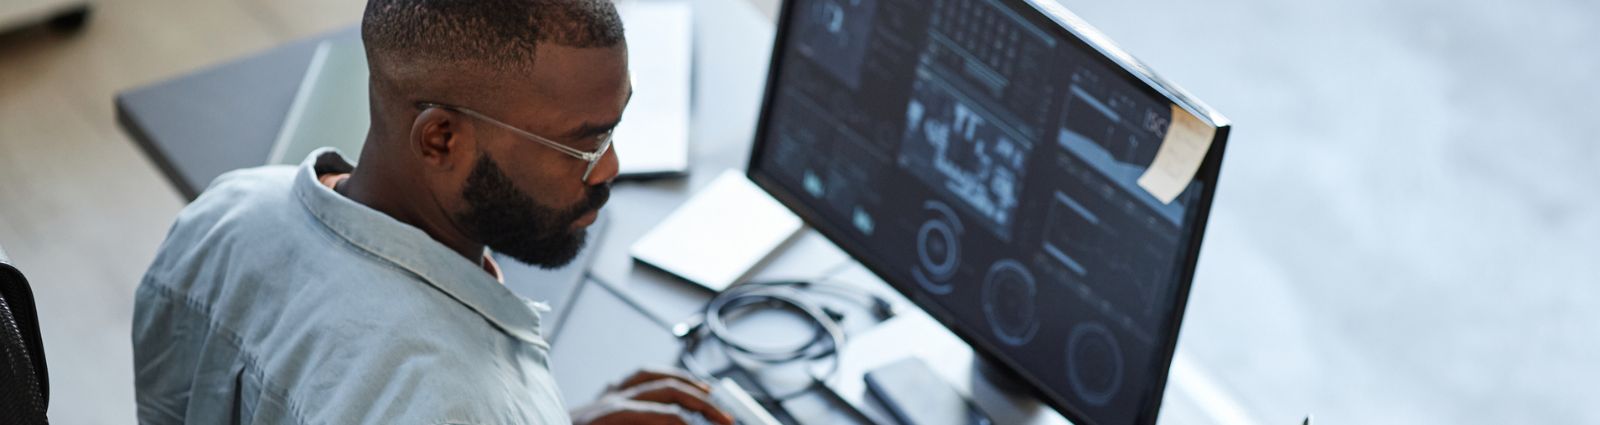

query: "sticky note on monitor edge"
(1137, 104), (1217, 204)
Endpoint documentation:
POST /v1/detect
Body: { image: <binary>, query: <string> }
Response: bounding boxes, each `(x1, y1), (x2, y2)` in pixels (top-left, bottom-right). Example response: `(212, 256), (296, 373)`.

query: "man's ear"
(411, 108), (478, 171)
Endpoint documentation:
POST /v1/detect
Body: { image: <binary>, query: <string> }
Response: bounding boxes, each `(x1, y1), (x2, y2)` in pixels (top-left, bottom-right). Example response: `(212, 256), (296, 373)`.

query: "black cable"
(676, 277), (896, 402)
(586, 268), (892, 422)
(680, 283), (842, 401)
(586, 259), (896, 403)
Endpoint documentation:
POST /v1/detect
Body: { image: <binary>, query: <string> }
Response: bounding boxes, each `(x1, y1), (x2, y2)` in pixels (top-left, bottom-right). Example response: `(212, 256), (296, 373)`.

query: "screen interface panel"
(752, 0), (1217, 423)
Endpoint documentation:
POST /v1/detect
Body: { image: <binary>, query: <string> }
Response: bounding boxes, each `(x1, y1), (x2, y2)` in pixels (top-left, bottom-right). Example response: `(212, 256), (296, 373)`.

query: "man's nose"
(585, 143), (620, 186)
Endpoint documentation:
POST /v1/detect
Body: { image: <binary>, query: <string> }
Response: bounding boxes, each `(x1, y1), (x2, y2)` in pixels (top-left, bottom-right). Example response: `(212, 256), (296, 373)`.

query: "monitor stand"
(967, 355), (1053, 422)
(972, 355), (1031, 395)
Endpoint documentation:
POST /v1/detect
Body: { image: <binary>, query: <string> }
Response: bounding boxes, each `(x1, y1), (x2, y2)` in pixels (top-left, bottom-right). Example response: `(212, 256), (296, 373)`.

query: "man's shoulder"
(189, 165), (301, 217)
(142, 164), (316, 292)
(176, 165), (306, 241)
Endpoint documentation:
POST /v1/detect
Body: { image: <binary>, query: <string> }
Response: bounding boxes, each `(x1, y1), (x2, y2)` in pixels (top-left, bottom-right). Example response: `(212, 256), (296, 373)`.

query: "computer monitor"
(745, 0), (1231, 424)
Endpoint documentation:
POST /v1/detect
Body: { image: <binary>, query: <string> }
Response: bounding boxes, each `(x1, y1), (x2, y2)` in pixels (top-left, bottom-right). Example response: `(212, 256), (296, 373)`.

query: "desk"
(113, 0), (1173, 424)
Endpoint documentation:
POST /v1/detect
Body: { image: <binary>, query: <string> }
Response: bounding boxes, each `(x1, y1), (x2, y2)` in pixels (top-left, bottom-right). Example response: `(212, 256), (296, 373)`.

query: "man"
(132, 0), (731, 424)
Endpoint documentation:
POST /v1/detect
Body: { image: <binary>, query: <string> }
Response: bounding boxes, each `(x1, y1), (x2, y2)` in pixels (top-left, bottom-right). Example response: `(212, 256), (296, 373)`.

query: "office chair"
(0, 243), (49, 424)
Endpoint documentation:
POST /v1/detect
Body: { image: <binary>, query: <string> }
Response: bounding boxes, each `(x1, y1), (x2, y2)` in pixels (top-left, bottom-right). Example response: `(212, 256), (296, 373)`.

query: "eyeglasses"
(416, 102), (614, 181)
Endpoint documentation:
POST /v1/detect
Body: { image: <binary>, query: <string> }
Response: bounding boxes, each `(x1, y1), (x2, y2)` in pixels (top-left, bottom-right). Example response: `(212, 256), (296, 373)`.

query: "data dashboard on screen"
(747, 0), (1229, 424)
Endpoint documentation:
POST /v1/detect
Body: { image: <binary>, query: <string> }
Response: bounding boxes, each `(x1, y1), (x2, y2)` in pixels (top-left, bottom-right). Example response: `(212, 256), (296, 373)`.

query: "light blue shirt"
(132, 150), (570, 424)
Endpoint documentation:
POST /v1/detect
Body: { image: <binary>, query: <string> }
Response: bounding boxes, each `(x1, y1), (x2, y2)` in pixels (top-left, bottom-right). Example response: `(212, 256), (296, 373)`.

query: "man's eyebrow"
(565, 89), (635, 140)
(566, 120), (621, 140)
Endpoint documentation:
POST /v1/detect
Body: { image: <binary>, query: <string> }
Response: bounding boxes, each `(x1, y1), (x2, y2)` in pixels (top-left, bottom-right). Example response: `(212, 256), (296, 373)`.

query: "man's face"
(450, 44), (630, 268)
(457, 152), (612, 268)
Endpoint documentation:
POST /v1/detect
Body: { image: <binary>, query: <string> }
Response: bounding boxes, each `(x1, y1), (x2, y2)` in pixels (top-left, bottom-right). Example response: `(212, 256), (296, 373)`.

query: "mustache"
(565, 183), (611, 220)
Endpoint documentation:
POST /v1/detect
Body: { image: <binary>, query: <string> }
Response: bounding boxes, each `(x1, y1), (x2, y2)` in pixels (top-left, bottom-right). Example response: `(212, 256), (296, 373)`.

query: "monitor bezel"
(745, 0), (1232, 423)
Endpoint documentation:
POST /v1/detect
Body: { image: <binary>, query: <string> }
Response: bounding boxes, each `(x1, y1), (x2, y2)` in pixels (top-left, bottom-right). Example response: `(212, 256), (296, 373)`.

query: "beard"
(456, 153), (609, 269)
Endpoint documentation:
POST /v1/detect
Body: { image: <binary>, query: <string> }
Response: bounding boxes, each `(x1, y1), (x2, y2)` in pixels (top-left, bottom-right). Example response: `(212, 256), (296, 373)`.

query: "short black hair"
(362, 0), (625, 68)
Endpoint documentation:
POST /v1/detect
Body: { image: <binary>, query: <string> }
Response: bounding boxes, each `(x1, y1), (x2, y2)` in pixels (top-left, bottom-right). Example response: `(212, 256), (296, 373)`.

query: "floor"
(1, 0), (1596, 424)
(0, 0), (366, 423)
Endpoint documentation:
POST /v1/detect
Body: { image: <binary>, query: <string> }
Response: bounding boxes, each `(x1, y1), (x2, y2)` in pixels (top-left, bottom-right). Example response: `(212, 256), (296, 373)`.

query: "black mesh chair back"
(0, 245), (49, 424)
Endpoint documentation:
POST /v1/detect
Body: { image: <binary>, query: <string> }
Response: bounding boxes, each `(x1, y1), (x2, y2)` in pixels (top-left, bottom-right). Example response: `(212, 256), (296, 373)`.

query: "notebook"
(630, 170), (803, 292)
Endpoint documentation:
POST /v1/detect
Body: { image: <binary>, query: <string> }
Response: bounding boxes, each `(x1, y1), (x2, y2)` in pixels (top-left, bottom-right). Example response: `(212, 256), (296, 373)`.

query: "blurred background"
(0, 0), (1595, 423)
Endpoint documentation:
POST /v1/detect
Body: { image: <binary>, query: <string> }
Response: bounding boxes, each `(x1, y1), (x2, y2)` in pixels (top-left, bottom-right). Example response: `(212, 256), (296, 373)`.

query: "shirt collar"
(293, 149), (545, 345)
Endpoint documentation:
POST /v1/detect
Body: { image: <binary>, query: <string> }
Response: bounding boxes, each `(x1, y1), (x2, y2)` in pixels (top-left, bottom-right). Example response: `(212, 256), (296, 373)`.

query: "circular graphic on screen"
(982, 259), (1039, 346)
(1066, 322), (1124, 406)
(913, 200), (963, 295)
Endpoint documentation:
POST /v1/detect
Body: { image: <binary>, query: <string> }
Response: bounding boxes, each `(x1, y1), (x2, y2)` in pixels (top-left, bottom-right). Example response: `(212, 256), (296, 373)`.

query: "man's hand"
(570, 369), (736, 425)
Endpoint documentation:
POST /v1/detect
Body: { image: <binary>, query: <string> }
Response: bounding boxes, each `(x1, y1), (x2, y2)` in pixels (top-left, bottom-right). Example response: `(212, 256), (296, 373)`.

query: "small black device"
(865, 358), (992, 425)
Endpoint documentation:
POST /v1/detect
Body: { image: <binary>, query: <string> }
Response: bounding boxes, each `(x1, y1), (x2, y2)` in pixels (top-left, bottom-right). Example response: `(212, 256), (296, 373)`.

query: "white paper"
(1137, 104), (1217, 204)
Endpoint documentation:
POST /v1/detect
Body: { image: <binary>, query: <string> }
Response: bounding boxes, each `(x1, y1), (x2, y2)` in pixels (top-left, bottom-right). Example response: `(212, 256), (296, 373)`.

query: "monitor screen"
(745, 0), (1230, 424)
